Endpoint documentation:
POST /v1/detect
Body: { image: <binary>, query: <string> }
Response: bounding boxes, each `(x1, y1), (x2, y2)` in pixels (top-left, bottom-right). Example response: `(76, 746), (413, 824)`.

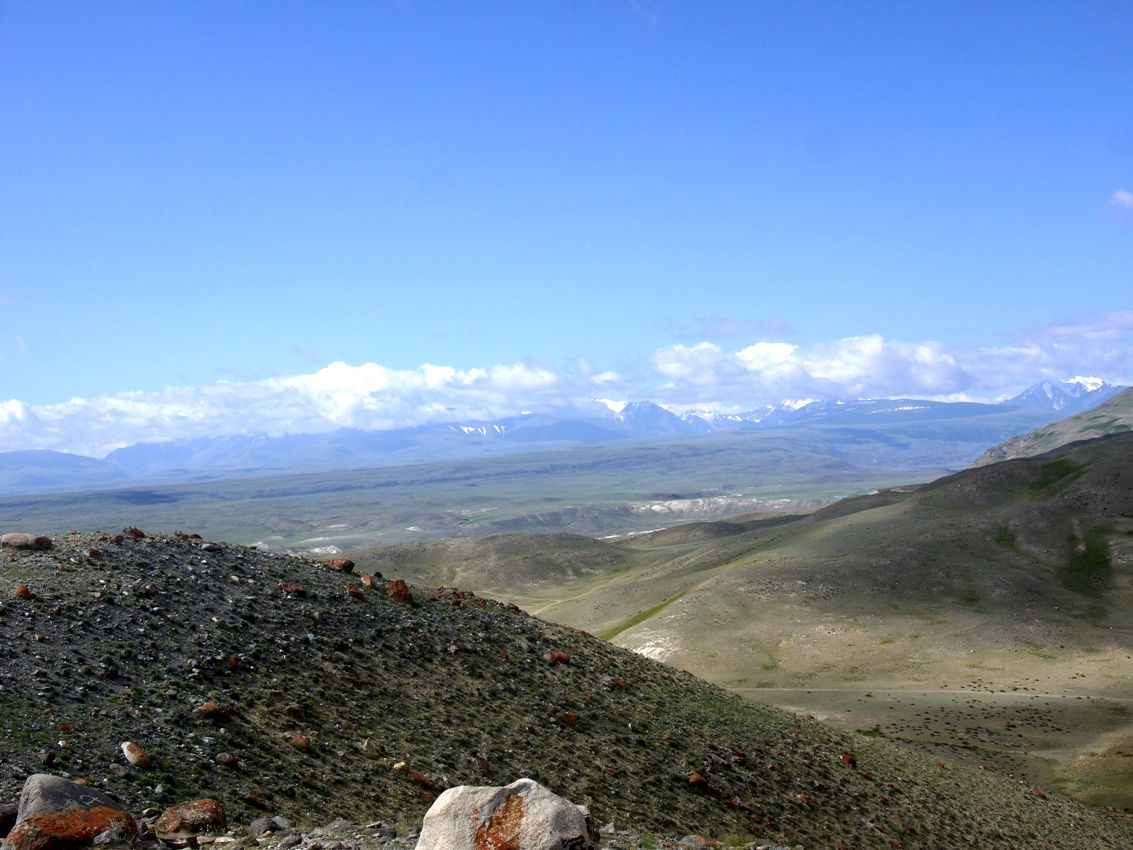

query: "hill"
(354, 433), (1133, 810)
(3, 532), (1132, 848)
(973, 386), (1133, 466)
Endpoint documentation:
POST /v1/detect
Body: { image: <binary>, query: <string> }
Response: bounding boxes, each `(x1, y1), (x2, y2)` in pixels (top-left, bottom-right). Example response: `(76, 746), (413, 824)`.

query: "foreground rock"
(1, 774), (137, 850)
(0, 534), (52, 551)
(152, 799), (227, 835)
(416, 779), (596, 850)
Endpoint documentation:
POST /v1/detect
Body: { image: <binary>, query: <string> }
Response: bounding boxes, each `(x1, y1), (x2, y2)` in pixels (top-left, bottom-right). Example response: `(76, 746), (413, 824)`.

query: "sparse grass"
(1032, 458), (1088, 498)
(598, 595), (682, 640)
(995, 522), (1021, 553)
(1059, 525), (1113, 596)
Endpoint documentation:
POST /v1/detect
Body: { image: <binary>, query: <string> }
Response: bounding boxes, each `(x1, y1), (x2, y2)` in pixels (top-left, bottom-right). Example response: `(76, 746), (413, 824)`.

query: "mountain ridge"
(1, 379), (1124, 497)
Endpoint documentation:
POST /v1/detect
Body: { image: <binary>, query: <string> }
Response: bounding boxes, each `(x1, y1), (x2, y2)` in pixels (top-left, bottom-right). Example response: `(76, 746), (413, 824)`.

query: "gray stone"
(2, 774), (137, 850)
(415, 778), (595, 850)
(11, 774), (132, 824)
(249, 818), (280, 837)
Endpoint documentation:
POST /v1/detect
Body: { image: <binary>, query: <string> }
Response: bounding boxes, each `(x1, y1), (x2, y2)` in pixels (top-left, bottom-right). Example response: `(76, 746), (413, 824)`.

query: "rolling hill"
(352, 432), (1133, 810)
(973, 386), (1133, 466)
(2, 531), (1131, 848)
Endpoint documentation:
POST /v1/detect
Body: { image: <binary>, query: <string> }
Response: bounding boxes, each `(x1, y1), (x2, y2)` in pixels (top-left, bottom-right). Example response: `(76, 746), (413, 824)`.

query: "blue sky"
(1, 1), (1131, 454)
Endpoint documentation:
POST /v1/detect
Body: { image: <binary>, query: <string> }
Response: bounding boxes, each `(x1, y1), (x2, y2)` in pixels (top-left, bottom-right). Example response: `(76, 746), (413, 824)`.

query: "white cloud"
(1109, 188), (1133, 211)
(2, 311), (1131, 456)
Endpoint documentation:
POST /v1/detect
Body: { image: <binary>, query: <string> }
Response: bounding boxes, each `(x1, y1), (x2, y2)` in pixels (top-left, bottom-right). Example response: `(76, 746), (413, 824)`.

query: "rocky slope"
(3, 531), (1133, 848)
(973, 386), (1133, 466)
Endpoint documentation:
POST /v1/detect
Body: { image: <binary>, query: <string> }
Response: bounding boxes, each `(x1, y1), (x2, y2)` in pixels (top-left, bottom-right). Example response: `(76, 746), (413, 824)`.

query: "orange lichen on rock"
(153, 799), (227, 834)
(5, 806), (138, 850)
(386, 579), (415, 605)
(472, 792), (526, 850)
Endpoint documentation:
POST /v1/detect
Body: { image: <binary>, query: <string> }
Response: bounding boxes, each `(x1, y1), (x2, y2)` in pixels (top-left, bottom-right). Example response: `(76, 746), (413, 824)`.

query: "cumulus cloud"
(645, 312), (1133, 411)
(0, 360), (580, 456)
(648, 334), (976, 407)
(3, 311), (1131, 456)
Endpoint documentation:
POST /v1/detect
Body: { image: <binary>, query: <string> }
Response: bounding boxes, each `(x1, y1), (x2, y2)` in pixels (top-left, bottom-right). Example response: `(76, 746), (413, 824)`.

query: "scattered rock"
(192, 702), (230, 723)
(0, 534), (52, 551)
(385, 579), (415, 606)
(3, 774), (137, 850)
(120, 742), (151, 768)
(415, 778), (596, 850)
(248, 817), (280, 837)
(152, 799), (227, 835)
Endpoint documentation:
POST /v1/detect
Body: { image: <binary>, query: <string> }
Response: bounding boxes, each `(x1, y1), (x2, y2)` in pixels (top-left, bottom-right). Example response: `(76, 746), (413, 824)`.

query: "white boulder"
(415, 778), (596, 850)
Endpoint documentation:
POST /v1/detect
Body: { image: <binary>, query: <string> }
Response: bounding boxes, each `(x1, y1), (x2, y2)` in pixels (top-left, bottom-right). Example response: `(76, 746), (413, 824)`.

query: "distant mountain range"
(973, 384), (1133, 466)
(0, 378), (1124, 497)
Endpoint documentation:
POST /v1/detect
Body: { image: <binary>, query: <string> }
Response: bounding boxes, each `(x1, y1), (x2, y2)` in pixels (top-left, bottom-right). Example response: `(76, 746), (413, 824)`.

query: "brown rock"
(120, 741), (151, 767)
(688, 771), (709, 789)
(13, 583), (32, 599)
(280, 581), (306, 596)
(547, 650), (570, 666)
(192, 701), (230, 723)
(386, 579), (415, 605)
(360, 573), (377, 588)
(346, 585), (366, 601)
(1, 534), (53, 551)
(322, 558), (354, 573)
(5, 807), (136, 850)
(123, 527), (146, 539)
(83, 547), (103, 560)
(153, 799), (227, 835)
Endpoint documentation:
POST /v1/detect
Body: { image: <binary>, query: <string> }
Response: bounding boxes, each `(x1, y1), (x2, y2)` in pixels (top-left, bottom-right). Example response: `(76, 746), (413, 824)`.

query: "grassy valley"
(352, 432), (1133, 811)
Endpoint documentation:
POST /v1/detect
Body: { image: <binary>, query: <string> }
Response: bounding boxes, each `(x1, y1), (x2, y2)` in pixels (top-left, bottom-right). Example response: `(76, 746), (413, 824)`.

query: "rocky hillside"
(3, 531), (1133, 849)
(973, 386), (1133, 466)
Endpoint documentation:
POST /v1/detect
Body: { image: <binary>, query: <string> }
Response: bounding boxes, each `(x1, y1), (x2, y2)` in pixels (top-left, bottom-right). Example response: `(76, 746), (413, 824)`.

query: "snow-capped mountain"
(1002, 377), (1125, 415)
(4, 378), (1127, 497)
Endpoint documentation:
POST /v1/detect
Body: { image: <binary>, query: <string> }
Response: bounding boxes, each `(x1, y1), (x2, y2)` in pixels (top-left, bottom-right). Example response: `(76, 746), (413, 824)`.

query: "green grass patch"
(598, 595), (683, 640)
(1032, 458), (1089, 498)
